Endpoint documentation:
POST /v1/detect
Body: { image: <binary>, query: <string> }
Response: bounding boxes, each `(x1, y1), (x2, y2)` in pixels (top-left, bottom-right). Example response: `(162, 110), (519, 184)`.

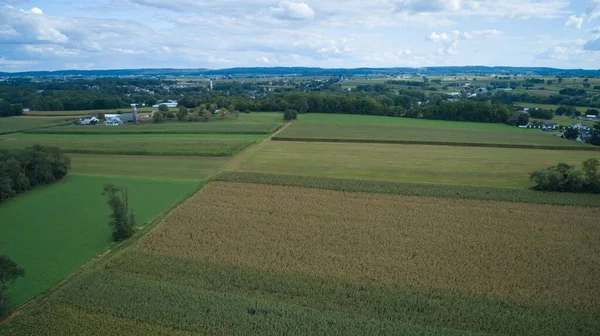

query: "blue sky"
(1, 0), (600, 71)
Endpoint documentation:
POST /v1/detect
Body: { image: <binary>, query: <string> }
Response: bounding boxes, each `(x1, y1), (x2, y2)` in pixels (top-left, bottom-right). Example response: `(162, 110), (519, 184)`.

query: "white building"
(152, 100), (178, 108)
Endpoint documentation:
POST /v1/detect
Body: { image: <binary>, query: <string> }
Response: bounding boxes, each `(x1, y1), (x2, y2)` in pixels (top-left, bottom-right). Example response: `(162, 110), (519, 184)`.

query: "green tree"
(103, 184), (136, 241)
(563, 127), (579, 140)
(530, 163), (585, 192)
(152, 111), (164, 123)
(158, 104), (169, 112)
(283, 109), (298, 121)
(202, 110), (212, 122)
(219, 108), (229, 120)
(0, 255), (25, 318)
(590, 122), (600, 146)
(177, 106), (188, 121)
(582, 158), (600, 193)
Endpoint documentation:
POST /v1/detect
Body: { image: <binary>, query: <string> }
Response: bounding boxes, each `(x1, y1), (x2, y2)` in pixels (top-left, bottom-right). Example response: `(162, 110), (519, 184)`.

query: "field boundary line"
(270, 137), (600, 151)
(213, 171), (600, 208)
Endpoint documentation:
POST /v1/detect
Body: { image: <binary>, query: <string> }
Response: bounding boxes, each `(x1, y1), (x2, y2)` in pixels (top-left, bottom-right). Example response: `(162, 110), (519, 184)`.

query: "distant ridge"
(1, 66), (599, 77)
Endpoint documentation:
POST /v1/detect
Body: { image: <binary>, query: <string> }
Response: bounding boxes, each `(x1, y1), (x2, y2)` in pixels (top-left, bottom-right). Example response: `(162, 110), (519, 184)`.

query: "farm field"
(0, 175), (202, 308)
(275, 117), (591, 149)
(215, 171), (600, 207)
(530, 115), (597, 128)
(22, 106), (164, 117)
(5, 182), (599, 335)
(0, 133), (260, 156)
(0, 116), (73, 135)
(229, 141), (600, 188)
(69, 154), (228, 180)
(28, 121), (281, 135)
(518, 102), (591, 113)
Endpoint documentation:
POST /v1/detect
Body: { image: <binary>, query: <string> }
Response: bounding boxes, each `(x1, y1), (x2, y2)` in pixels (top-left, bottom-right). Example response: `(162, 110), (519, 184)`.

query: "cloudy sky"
(1, 0), (600, 71)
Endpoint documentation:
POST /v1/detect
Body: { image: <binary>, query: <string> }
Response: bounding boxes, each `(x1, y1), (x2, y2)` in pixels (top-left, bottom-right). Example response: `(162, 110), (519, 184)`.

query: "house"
(519, 108), (530, 113)
(105, 118), (122, 126)
(587, 115), (597, 119)
(467, 93), (477, 98)
(78, 116), (99, 125)
(447, 92), (461, 96)
(478, 88), (488, 93)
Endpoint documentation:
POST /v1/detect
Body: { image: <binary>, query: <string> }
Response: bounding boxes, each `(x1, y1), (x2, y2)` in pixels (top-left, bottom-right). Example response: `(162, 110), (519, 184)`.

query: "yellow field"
(138, 182), (600, 310)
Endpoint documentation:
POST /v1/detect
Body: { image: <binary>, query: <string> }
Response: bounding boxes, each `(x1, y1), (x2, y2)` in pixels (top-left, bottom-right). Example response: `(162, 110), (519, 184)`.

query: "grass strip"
(214, 171), (600, 207)
(272, 137), (600, 151)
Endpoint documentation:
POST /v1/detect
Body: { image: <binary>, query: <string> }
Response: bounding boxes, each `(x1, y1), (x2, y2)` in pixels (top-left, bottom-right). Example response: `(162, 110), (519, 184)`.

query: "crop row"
(138, 182), (600, 310)
(274, 122), (591, 149)
(214, 171), (600, 207)
(5, 253), (597, 335)
(0, 138), (255, 157)
(271, 136), (600, 150)
(26, 123), (282, 135)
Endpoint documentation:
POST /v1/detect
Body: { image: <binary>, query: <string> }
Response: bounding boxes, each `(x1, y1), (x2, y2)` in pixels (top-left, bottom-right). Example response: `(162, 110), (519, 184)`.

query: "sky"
(1, 0), (600, 71)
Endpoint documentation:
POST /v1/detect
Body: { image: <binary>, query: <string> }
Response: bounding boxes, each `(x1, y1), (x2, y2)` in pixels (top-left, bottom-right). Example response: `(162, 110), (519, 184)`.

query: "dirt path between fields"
(219, 122), (291, 174)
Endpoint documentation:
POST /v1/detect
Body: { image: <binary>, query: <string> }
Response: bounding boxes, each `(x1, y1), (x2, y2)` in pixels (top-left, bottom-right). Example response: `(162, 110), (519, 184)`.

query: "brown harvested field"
(138, 182), (600, 310)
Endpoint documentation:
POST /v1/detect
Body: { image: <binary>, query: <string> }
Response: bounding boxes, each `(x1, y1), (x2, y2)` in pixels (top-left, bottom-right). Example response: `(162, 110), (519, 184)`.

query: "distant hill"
(1, 66), (599, 77)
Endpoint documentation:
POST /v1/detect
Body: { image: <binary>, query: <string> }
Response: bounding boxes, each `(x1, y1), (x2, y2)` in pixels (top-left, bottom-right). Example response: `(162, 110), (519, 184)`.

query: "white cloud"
(587, 0), (600, 21)
(29, 7), (43, 15)
(256, 56), (274, 63)
(269, 1), (315, 20)
(426, 29), (500, 54)
(394, 0), (465, 13)
(591, 26), (600, 34)
(565, 15), (584, 29)
(394, 0), (568, 19)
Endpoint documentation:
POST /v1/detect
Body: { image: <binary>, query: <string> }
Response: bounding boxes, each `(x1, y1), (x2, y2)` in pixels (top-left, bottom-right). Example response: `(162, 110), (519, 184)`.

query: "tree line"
(0, 145), (71, 202)
(531, 159), (600, 193)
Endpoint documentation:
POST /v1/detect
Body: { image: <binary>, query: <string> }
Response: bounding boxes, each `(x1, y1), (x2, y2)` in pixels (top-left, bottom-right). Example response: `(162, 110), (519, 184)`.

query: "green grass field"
(0, 133), (262, 156)
(69, 154), (228, 180)
(275, 114), (592, 149)
(0, 116), (73, 135)
(28, 122), (281, 135)
(228, 141), (600, 188)
(0, 175), (201, 308)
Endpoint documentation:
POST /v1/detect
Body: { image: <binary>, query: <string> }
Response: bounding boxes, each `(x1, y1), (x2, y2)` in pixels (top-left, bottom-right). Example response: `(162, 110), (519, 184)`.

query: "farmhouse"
(587, 114), (597, 119)
(78, 116), (99, 125)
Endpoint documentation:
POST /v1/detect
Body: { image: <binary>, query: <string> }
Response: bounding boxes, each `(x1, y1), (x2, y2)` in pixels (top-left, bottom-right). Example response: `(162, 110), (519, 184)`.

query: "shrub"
(283, 109), (298, 121)
(531, 159), (600, 193)
(152, 111), (164, 123)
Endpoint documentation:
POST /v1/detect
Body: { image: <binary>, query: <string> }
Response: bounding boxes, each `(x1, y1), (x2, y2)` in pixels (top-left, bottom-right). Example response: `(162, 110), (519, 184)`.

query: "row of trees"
(531, 159), (600, 193)
(177, 91), (512, 123)
(0, 101), (23, 118)
(0, 146), (71, 202)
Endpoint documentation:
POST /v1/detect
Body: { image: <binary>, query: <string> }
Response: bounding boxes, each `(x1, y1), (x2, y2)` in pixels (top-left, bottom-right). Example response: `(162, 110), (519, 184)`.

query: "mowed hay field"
(28, 122), (282, 135)
(230, 141), (600, 188)
(0, 133), (263, 156)
(274, 114), (594, 149)
(0, 116), (72, 135)
(6, 182), (599, 335)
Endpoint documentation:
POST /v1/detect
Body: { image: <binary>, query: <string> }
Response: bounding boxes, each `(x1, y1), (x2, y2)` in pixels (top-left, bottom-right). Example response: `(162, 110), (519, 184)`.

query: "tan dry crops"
(137, 182), (600, 310)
